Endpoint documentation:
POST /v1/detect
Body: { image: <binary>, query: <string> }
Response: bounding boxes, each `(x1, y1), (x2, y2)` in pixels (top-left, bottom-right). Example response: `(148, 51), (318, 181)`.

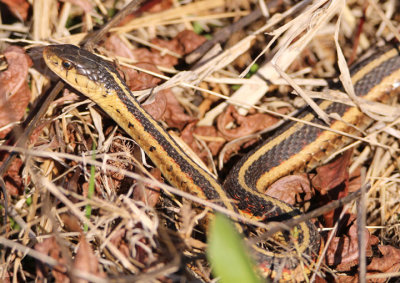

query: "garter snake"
(43, 44), (400, 279)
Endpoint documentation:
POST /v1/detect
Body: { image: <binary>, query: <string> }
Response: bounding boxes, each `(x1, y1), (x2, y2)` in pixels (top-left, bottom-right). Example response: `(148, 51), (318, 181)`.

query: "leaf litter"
(0, 0), (400, 282)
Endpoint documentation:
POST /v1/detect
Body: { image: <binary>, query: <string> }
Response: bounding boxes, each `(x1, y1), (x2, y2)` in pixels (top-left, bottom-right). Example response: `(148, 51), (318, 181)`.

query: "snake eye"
(62, 61), (72, 70)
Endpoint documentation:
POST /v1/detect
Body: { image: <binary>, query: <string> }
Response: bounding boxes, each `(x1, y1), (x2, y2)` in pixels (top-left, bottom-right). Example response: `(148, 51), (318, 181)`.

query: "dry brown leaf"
(132, 47), (178, 67)
(105, 36), (163, 90)
(123, 62), (162, 91)
(142, 91), (167, 120)
(312, 150), (352, 226)
(314, 275), (328, 283)
(35, 237), (69, 283)
(267, 174), (313, 206)
(174, 30), (207, 54)
(145, 0), (172, 13)
(326, 214), (376, 271)
(161, 89), (195, 129)
(105, 34), (176, 67)
(0, 46), (32, 138)
(1, 0), (29, 21)
(148, 30), (206, 66)
(348, 166), (362, 193)
(334, 275), (358, 283)
(0, 271), (11, 283)
(193, 125), (225, 156)
(28, 121), (49, 146)
(180, 122), (206, 158)
(367, 245), (400, 275)
(73, 234), (104, 283)
(312, 149), (352, 194)
(217, 105), (279, 140)
(143, 89), (195, 129)
(0, 155), (24, 196)
(104, 35), (136, 60)
(181, 122), (224, 163)
(59, 213), (82, 233)
(119, 0), (173, 26)
(151, 37), (182, 59)
(334, 245), (400, 282)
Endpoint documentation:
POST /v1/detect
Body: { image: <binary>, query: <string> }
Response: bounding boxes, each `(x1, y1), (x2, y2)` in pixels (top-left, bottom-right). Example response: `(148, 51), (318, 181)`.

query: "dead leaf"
(139, 88), (195, 128)
(104, 35), (136, 60)
(312, 150), (353, 226)
(59, 213), (82, 233)
(159, 89), (195, 129)
(132, 47), (178, 67)
(0, 154), (24, 196)
(143, 89), (195, 130)
(312, 149), (353, 194)
(73, 234), (104, 283)
(142, 91), (167, 120)
(348, 166), (362, 193)
(35, 237), (69, 283)
(1, 0), (29, 21)
(334, 274), (358, 283)
(105, 36), (163, 90)
(174, 30), (207, 54)
(104, 34), (175, 67)
(181, 122), (224, 163)
(267, 174), (313, 206)
(367, 245), (400, 274)
(0, 46), (32, 138)
(153, 30), (205, 56)
(217, 105), (279, 140)
(149, 39), (180, 67)
(326, 214), (375, 271)
(193, 124), (225, 156)
(146, 0), (172, 13)
(123, 62), (162, 91)
(119, 0), (173, 26)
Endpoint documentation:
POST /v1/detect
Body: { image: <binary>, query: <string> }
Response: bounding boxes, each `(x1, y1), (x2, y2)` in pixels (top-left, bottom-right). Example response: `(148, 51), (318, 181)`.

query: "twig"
(357, 180), (368, 282)
(185, 8), (264, 64)
(82, 0), (147, 49)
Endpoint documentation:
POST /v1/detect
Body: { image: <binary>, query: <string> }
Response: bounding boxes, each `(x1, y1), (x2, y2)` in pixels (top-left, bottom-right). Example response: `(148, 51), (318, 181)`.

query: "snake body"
(43, 44), (400, 279)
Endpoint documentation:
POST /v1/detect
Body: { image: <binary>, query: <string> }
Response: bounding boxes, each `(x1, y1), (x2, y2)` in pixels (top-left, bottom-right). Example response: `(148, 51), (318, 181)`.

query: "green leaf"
(207, 213), (263, 283)
(192, 21), (204, 34)
(25, 196), (32, 206)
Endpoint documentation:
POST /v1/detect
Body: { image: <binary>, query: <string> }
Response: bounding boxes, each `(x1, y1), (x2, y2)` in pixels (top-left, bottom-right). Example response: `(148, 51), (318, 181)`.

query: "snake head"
(43, 45), (78, 74)
(43, 45), (123, 95)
